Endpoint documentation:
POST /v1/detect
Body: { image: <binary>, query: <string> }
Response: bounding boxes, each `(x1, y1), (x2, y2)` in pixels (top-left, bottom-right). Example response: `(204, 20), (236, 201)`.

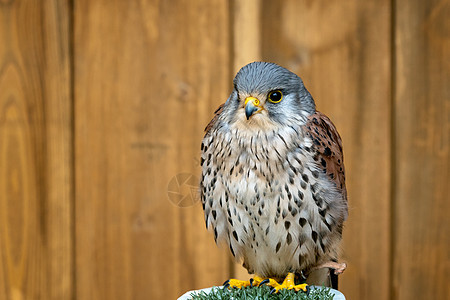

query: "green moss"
(190, 285), (335, 300)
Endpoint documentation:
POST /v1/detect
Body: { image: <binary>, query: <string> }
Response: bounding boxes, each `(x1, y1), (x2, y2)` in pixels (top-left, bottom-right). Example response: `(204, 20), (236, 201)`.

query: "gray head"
(222, 62), (315, 128)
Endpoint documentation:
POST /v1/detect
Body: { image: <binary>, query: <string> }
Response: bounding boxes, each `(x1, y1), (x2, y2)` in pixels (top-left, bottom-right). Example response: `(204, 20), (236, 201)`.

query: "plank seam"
(389, 0), (397, 299)
(68, 0), (76, 299)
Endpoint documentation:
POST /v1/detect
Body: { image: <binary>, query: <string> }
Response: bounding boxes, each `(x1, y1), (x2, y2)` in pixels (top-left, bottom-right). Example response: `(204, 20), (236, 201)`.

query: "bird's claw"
(249, 278), (254, 287)
(222, 278), (251, 289)
(222, 279), (229, 289)
(270, 283), (308, 293)
(267, 272), (309, 293)
(223, 273), (308, 293)
(223, 275), (278, 290)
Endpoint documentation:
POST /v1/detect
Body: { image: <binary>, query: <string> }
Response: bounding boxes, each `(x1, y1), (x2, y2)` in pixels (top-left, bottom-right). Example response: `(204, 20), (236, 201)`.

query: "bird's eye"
(268, 90), (283, 103)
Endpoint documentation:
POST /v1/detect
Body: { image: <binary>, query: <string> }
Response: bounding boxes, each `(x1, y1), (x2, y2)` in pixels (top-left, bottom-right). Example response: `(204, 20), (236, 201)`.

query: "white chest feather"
(200, 123), (344, 277)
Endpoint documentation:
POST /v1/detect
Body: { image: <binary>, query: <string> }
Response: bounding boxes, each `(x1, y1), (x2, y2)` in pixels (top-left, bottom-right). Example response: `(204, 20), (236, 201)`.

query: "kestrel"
(200, 62), (347, 292)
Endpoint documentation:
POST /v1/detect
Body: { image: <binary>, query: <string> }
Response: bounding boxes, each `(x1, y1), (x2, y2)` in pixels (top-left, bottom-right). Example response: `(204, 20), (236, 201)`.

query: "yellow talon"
(270, 272), (308, 293)
(224, 272), (308, 293)
(223, 278), (251, 289)
(249, 275), (265, 286)
(223, 275), (278, 289)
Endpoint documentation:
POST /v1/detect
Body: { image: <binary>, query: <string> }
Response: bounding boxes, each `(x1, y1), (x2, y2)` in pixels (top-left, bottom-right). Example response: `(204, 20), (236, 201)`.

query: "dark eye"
(268, 90), (283, 103)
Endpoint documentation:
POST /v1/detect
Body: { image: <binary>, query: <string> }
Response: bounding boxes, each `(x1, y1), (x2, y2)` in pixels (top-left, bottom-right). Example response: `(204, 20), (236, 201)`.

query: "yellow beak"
(244, 97), (261, 120)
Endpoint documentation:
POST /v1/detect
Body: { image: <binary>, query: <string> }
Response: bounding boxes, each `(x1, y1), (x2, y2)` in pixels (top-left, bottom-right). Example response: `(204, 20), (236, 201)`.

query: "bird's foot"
(251, 276), (279, 287)
(223, 275), (278, 289)
(223, 278), (251, 289)
(223, 273), (308, 293)
(266, 272), (308, 293)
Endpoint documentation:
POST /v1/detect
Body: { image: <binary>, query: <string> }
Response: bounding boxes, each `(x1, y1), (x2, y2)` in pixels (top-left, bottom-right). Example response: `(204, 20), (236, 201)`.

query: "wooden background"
(0, 0), (448, 299)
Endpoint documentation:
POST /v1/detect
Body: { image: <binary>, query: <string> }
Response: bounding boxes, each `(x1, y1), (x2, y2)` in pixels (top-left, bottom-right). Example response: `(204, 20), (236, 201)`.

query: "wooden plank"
(231, 0), (262, 281)
(260, 1), (392, 299)
(393, 0), (450, 299)
(0, 1), (73, 299)
(74, 1), (231, 299)
(232, 0), (262, 73)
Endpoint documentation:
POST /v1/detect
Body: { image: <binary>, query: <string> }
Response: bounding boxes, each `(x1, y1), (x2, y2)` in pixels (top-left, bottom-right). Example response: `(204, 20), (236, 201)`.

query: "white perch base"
(178, 285), (346, 300)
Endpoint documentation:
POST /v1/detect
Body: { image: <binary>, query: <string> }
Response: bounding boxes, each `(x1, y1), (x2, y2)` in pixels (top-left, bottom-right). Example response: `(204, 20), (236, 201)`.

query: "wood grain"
(232, 0), (262, 74)
(74, 0), (231, 299)
(0, 1), (73, 299)
(393, 0), (450, 298)
(231, 0), (263, 282)
(260, 1), (392, 299)
(0, 1), (447, 299)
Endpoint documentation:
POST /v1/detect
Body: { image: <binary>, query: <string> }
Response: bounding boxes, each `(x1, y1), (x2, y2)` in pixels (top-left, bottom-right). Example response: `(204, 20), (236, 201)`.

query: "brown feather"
(305, 111), (347, 207)
(204, 103), (224, 137)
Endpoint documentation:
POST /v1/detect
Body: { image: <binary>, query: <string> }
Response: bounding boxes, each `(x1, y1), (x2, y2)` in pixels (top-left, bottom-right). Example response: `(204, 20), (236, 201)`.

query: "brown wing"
(204, 103), (225, 137)
(305, 111), (347, 204)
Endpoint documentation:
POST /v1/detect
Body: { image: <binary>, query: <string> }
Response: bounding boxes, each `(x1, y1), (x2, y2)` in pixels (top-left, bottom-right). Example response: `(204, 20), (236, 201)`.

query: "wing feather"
(304, 111), (348, 210)
(204, 103), (225, 137)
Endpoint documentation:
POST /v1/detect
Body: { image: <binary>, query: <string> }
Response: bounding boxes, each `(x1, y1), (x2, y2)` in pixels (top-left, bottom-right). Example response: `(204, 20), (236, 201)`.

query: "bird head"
(222, 62), (316, 129)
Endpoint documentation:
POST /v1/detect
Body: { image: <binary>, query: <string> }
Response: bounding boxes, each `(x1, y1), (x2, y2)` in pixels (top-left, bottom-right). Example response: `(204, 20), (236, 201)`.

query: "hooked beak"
(244, 97), (262, 120)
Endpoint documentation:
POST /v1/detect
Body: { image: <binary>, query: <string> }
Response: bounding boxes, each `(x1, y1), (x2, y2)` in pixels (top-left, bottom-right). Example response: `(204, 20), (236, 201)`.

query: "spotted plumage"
(200, 62), (347, 286)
